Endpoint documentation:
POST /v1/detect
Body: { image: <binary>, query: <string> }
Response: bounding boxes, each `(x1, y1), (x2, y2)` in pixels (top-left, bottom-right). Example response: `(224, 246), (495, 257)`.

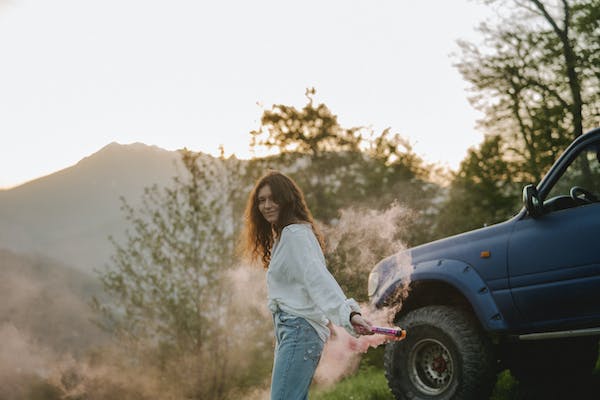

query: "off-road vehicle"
(368, 127), (600, 399)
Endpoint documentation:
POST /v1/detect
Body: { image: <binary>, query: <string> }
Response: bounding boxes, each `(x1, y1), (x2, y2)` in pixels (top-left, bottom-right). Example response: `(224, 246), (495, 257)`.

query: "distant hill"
(0, 142), (187, 274)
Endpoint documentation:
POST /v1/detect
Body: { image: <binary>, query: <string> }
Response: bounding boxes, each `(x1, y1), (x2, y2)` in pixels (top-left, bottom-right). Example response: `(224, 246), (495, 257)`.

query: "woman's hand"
(350, 313), (374, 336)
(327, 321), (337, 339)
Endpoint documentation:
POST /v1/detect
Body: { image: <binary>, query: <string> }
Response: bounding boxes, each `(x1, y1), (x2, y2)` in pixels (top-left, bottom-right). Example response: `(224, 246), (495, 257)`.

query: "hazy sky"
(0, 0), (498, 189)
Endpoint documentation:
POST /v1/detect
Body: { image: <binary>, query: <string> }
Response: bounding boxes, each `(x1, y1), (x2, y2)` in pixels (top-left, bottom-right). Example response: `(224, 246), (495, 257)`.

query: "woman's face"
(257, 184), (280, 224)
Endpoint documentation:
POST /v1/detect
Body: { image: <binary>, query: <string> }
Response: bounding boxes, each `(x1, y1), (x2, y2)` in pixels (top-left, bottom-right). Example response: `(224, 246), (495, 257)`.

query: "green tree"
(249, 91), (440, 299)
(434, 135), (521, 238)
(96, 150), (235, 348)
(439, 0), (600, 236)
(251, 90), (436, 233)
(92, 150), (271, 399)
(250, 88), (362, 157)
(457, 0), (599, 183)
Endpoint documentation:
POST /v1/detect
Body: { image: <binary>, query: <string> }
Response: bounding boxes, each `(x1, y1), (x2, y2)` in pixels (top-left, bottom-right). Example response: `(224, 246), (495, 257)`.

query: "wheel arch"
(380, 259), (508, 332)
(397, 280), (475, 321)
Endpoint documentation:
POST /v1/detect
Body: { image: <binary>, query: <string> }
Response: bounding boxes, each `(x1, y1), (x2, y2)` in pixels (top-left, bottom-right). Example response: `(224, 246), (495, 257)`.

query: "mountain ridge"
(0, 142), (205, 273)
(0, 141), (177, 194)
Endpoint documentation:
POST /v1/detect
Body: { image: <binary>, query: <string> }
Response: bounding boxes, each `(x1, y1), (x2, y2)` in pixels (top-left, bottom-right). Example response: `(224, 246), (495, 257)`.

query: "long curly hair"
(239, 170), (325, 269)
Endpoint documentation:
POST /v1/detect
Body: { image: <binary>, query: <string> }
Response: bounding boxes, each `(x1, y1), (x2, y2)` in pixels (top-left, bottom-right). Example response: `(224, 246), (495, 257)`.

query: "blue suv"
(368, 128), (600, 399)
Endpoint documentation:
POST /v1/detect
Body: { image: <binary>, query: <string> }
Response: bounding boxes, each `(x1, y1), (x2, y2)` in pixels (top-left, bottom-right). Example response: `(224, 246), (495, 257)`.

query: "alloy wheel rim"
(408, 338), (454, 395)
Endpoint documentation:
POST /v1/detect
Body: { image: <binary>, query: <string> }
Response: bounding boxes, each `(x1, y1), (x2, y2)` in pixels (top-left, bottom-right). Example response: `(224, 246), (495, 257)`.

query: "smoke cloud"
(0, 200), (415, 398)
(324, 201), (412, 272)
(314, 202), (414, 386)
(0, 324), (56, 399)
(220, 201), (417, 397)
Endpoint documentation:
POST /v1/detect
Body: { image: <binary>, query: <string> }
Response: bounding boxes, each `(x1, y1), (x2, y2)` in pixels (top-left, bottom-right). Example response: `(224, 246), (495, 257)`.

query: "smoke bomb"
(371, 326), (406, 340)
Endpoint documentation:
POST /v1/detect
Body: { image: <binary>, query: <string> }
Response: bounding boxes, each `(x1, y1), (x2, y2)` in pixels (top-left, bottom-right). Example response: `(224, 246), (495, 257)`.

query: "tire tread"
(384, 305), (496, 400)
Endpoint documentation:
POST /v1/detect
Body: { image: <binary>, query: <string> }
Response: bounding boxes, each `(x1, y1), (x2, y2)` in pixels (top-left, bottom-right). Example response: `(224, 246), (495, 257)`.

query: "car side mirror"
(523, 184), (543, 218)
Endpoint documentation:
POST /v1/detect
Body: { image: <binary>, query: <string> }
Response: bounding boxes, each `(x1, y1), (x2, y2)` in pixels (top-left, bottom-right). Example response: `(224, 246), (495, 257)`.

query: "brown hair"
(239, 170), (325, 268)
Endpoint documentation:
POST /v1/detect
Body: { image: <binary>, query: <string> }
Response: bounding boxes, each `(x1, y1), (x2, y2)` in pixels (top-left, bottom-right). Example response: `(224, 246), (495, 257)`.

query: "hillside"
(0, 248), (108, 354)
(0, 142), (183, 273)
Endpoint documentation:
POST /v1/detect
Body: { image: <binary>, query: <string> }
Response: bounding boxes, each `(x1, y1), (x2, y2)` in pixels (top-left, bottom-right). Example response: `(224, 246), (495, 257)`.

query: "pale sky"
(0, 0), (498, 189)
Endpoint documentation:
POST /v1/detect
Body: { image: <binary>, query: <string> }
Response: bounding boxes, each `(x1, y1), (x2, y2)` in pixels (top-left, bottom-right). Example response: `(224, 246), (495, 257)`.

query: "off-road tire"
(384, 305), (496, 400)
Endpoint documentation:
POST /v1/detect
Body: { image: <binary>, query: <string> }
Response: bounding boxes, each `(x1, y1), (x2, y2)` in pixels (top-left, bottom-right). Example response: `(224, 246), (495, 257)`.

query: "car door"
(507, 140), (600, 330)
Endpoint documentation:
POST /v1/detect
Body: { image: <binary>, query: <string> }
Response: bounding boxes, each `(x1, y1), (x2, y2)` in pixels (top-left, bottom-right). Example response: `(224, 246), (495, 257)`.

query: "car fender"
(376, 258), (508, 331)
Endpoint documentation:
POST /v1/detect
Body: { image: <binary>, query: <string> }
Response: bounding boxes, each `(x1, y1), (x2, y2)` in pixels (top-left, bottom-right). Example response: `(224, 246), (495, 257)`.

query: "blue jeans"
(271, 310), (325, 400)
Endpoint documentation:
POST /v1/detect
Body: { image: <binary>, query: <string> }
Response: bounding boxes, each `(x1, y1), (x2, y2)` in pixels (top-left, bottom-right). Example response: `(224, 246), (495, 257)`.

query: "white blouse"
(267, 223), (361, 342)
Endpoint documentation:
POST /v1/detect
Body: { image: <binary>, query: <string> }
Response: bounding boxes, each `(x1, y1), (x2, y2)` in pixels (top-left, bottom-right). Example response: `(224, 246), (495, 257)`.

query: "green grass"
(310, 367), (518, 400)
(490, 370), (518, 400)
(310, 366), (600, 400)
(310, 366), (393, 400)
(309, 346), (600, 400)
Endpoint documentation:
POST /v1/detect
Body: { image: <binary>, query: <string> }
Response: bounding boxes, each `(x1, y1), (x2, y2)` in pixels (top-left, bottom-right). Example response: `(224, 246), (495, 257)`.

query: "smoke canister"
(371, 326), (407, 340)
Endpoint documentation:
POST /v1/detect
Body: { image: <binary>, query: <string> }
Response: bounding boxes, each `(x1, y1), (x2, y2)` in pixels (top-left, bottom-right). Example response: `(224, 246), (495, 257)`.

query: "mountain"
(0, 142), (185, 274)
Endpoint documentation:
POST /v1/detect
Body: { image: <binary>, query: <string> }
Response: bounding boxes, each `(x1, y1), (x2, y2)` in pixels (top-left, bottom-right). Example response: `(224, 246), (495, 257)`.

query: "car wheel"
(384, 305), (496, 400)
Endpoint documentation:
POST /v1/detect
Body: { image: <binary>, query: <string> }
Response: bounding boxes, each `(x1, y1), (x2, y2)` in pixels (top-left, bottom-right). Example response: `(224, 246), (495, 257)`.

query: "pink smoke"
(315, 305), (403, 386)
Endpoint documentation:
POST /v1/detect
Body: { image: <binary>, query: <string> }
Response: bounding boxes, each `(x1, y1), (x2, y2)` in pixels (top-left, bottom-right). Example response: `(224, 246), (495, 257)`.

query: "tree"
(93, 150), (270, 399)
(571, 0), (600, 128)
(248, 92), (441, 302)
(439, 0), (600, 235)
(96, 150), (234, 347)
(434, 135), (521, 238)
(250, 88), (362, 157)
(456, 0), (600, 183)
(250, 90), (439, 246)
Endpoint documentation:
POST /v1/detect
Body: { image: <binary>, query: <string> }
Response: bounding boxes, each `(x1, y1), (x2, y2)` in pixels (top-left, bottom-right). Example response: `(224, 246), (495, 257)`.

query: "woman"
(240, 170), (373, 400)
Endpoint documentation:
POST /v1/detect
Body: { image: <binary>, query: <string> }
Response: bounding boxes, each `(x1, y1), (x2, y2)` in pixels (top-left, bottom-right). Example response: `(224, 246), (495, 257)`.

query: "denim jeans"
(270, 310), (325, 400)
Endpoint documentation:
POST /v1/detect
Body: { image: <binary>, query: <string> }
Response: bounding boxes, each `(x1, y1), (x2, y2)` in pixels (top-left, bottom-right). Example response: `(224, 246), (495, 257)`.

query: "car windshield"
(546, 143), (600, 200)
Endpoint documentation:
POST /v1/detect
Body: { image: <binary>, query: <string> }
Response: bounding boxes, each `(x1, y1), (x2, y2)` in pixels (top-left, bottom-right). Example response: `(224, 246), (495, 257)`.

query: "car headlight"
(368, 270), (379, 297)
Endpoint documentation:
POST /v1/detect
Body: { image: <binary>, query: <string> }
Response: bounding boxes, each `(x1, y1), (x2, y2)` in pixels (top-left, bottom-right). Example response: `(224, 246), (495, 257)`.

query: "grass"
(309, 368), (528, 400)
(310, 366), (393, 400)
(308, 346), (600, 400)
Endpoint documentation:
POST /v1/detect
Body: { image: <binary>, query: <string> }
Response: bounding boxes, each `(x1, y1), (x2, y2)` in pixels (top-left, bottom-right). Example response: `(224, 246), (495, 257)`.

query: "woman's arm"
(282, 228), (373, 336)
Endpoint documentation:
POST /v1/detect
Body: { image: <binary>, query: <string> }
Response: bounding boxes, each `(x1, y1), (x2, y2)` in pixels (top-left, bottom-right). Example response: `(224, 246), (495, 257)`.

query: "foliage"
(95, 150), (238, 349)
(250, 88), (362, 157)
(458, 0), (599, 175)
(248, 91), (441, 299)
(438, 0), (600, 236)
(434, 135), (521, 237)
(92, 150), (273, 399)
(250, 90), (440, 245)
